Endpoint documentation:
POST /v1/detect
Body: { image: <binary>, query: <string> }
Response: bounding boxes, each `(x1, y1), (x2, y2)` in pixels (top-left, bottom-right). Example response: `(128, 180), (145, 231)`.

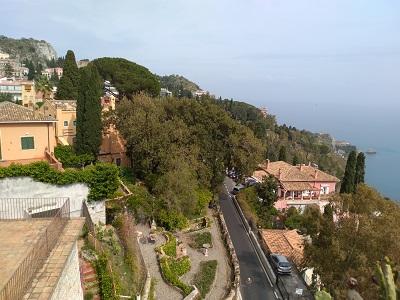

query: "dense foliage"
(75, 63), (103, 157)
(159, 256), (191, 295)
(96, 254), (120, 300)
(54, 145), (94, 169)
(157, 74), (200, 98)
(0, 161), (119, 201)
(111, 93), (263, 222)
(301, 184), (400, 299)
(92, 57), (160, 98)
(340, 150), (357, 193)
(210, 97), (347, 180)
(55, 50), (80, 100)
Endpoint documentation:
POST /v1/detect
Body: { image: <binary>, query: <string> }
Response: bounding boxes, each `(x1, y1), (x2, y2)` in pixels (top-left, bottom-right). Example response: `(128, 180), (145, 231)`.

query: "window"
(21, 136), (34, 150)
(64, 121), (68, 126)
(73, 120), (76, 126)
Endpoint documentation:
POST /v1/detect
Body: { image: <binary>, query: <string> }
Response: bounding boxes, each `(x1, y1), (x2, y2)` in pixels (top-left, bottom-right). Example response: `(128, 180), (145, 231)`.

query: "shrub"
(162, 232), (177, 257)
(159, 256), (191, 295)
(192, 260), (218, 298)
(0, 161), (119, 202)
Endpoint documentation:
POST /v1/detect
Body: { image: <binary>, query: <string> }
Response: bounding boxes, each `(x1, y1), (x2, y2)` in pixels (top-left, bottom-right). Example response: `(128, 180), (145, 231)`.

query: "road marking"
(274, 291), (278, 299)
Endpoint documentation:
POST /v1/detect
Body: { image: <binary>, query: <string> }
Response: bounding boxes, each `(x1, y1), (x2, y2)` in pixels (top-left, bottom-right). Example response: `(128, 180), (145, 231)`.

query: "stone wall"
(86, 200), (106, 225)
(0, 177), (89, 217)
(50, 241), (83, 300)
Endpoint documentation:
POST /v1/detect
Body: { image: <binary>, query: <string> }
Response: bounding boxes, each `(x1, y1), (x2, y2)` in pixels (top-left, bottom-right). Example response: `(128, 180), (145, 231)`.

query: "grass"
(188, 231), (212, 249)
(149, 278), (157, 300)
(192, 260), (218, 298)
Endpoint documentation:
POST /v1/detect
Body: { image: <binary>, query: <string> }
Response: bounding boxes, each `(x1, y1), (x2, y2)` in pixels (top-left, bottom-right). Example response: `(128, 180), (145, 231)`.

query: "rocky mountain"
(0, 36), (58, 67)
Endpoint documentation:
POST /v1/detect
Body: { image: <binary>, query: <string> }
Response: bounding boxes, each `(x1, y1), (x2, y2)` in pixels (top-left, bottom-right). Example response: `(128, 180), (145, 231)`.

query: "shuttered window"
(21, 137), (34, 150)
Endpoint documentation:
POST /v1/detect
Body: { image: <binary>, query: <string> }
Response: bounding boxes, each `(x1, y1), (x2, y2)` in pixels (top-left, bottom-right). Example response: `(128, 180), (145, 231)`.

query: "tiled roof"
(0, 101), (57, 122)
(281, 181), (318, 191)
(47, 100), (76, 111)
(257, 161), (339, 182)
(260, 229), (304, 265)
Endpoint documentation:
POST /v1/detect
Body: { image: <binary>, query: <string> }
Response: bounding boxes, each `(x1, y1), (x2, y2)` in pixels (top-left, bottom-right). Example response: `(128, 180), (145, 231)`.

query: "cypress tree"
(55, 50), (79, 99)
(278, 145), (287, 162)
(75, 63), (103, 158)
(354, 152), (366, 187)
(340, 150), (357, 194)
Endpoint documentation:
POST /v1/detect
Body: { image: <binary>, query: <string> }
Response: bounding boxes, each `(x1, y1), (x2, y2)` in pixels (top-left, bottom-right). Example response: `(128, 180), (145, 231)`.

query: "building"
(0, 101), (60, 168)
(259, 108), (267, 118)
(0, 78), (35, 104)
(42, 67), (63, 79)
(160, 88), (172, 98)
(0, 197), (84, 300)
(39, 100), (77, 146)
(252, 160), (340, 212)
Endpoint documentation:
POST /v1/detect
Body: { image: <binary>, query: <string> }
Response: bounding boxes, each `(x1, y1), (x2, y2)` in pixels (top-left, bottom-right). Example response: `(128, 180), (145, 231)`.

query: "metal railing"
(0, 198), (70, 300)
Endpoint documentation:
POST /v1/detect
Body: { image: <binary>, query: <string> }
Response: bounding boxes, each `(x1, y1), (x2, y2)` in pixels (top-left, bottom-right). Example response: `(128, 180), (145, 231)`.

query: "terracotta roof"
(257, 161), (339, 182)
(46, 100), (76, 111)
(281, 181), (318, 191)
(0, 101), (57, 122)
(260, 229), (304, 265)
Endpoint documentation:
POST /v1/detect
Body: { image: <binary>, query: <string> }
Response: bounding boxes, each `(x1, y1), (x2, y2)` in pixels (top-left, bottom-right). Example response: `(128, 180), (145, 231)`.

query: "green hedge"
(192, 260), (218, 299)
(96, 254), (121, 300)
(0, 161), (119, 201)
(159, 256), (191, 295)
(162, 232), (177, 257)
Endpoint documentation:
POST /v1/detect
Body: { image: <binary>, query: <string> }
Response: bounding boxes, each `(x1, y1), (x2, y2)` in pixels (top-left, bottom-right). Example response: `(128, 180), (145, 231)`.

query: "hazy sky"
(2, 0), (400, 111)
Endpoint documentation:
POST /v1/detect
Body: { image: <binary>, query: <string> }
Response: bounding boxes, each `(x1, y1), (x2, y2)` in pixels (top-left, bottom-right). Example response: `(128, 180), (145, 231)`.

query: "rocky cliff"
(0, 36), (58, 67)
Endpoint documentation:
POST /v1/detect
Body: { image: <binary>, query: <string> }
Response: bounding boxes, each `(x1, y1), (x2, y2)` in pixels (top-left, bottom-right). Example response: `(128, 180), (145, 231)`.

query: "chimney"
(278, 168), (282, 179)
(266, 159), (270, 170)
(299, 164), (303, 171)
(308, 161), (311, 166)
(314, 169), (318, 179)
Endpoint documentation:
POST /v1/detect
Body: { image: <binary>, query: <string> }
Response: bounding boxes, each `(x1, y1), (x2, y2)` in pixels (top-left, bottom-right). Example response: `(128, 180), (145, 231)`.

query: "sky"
(2, 0), (400, 122)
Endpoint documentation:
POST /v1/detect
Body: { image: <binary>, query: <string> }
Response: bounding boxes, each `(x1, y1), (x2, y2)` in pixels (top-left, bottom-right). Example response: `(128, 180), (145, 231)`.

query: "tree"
(257, 175), (278, 207)
(0, 93), (14, 102)
(92, 57), (161, 98)
(55, 50), (79, 99)
(75, 63), (103, 158)
(354, 152), (365, 187)
(302, 184), (400, 299)
(340, 150), (357, 194)
(278, 145), (287, 161)
(4, 63), (14, 77)
(34, 75), (52, 102)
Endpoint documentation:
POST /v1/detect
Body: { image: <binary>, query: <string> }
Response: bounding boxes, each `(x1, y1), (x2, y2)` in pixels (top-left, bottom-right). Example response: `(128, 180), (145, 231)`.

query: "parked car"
(245, 177), (259, 187)
(269, 254), (292, 275)
(232, 184), (245, 195)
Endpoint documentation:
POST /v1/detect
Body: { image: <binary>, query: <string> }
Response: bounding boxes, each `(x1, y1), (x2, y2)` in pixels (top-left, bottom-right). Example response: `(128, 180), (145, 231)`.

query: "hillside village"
(0, 39), (399, 300)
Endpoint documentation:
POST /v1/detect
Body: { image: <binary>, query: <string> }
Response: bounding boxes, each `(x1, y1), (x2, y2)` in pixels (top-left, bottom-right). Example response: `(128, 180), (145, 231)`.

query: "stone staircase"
(80, 259), (100, 300)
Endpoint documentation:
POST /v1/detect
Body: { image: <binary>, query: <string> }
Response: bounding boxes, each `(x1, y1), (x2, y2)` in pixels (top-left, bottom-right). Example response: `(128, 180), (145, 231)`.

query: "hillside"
(0, 36), (57, 68)
(157, 74), (200, 98)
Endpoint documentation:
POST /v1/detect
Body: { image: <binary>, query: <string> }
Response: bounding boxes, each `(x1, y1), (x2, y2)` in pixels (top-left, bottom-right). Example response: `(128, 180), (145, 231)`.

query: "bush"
(162, 232), (177, 257)
(159, 256), (191, 295)
(0, 161), (119, 202)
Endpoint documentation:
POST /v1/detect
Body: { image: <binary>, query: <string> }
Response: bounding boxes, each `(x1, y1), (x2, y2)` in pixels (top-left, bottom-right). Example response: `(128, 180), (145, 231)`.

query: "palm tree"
(34, 75), (52, 102)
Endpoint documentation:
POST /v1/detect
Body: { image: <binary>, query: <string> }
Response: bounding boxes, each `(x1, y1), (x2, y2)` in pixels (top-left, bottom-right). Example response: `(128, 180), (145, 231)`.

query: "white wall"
(50, 241), (84, 300)
(0, 177), (89, 217)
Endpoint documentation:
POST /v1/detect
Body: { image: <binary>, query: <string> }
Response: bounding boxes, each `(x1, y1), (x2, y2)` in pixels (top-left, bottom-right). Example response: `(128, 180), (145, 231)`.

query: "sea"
(265, 100), (400, 203)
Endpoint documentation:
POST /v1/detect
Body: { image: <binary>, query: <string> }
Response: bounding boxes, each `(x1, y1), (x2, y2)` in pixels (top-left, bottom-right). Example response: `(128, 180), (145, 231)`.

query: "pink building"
(252, 160), (340, 212)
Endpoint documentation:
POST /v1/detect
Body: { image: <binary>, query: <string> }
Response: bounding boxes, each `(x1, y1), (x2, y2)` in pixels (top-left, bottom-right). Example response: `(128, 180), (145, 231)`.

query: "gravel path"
(136, 208), (232, 300)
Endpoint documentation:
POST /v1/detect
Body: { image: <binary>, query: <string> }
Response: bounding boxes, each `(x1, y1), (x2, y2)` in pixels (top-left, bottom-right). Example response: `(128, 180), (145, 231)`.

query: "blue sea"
(265, 101), (400, 203)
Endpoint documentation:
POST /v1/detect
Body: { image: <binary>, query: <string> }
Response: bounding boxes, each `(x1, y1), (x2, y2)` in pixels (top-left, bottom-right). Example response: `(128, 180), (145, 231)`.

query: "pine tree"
(340, 150), (357, 193)
(55, 50), (79, 99)
(75, 63), (103, 158)
(354, 152), (366, 187)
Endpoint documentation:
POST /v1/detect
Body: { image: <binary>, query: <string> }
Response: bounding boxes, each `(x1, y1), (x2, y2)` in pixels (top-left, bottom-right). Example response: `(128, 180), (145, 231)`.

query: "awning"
(57, 136), (69, 146)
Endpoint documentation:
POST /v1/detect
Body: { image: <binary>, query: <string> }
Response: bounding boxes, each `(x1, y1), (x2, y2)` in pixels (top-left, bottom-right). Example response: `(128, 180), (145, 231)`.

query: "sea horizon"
(264, 100), (400, 203)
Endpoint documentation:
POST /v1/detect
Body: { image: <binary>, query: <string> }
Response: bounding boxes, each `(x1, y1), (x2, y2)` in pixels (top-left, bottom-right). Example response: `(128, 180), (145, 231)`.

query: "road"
(219, 177), (279, 300)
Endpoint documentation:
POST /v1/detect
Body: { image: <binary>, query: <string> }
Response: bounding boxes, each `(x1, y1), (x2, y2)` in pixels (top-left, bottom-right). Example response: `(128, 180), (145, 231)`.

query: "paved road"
(220, 177), (279, 300)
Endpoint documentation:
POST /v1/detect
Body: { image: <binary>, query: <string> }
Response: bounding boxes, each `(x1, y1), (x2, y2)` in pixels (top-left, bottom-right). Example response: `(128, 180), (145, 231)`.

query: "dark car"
(270, 254), (292, 275)
(232, 184), (245, 195)
(245, 177), (259, 187)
